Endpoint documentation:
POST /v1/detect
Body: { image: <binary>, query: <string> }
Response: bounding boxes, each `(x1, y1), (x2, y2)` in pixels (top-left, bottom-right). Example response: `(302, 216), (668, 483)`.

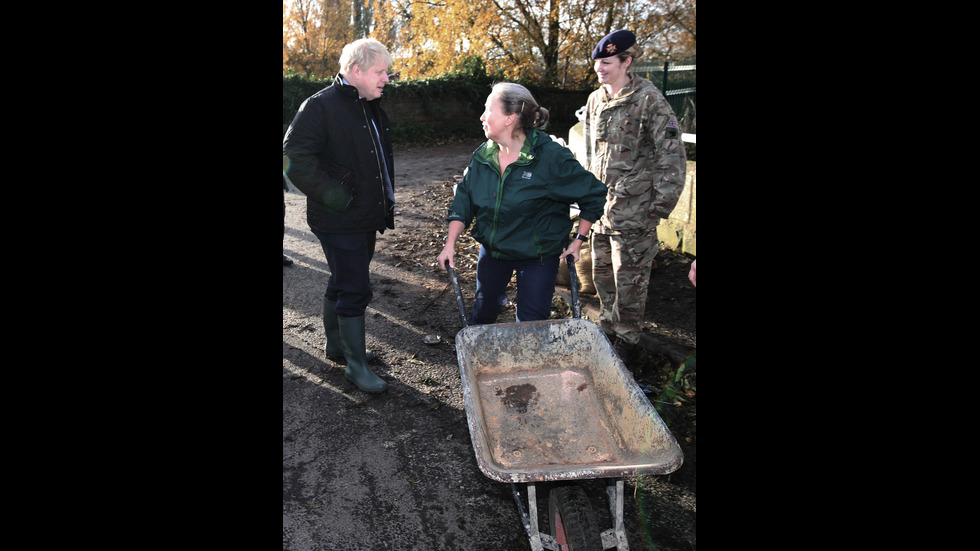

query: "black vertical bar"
(566, 254), (581, 319)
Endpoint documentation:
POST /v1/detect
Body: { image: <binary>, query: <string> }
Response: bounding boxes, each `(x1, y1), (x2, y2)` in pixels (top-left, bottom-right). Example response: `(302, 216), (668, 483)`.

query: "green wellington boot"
(337, 315), (388, 393)
(323, 299), (374, 361)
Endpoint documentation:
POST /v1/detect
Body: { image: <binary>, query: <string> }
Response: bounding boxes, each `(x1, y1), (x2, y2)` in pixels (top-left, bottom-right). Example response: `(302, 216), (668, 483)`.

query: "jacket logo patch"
(522, 171), (533, 180)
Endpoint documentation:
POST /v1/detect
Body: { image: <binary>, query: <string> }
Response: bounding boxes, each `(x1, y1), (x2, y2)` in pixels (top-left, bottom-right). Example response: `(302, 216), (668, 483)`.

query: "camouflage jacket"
(584, 73), (686, 234)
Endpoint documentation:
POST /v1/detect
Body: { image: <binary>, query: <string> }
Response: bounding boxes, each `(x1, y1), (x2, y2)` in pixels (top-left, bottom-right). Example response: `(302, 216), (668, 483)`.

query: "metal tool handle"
(566, 254), (581, 319)
(448, 266), (469, 328)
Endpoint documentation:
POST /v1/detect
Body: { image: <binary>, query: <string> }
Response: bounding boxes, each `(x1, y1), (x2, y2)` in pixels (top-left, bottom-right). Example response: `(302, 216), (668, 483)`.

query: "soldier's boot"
(323, 298), (374, 362)
(610, 334), (637, 368)
(337, 315), (388, 394)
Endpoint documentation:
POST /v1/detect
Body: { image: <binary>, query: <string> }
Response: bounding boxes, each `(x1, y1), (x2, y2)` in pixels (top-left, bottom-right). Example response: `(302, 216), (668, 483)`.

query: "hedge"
(283, 72), (592, 144)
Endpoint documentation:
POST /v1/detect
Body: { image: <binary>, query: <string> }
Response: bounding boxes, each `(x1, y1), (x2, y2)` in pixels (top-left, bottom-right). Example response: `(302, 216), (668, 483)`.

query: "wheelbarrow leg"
(601, 479), (630, 550)
(511, 482), (559, 551)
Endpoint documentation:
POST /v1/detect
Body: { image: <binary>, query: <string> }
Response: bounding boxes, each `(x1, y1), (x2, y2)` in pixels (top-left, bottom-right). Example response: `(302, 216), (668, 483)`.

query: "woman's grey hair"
(339, 38), (392, 74)
(491, 82), (550, 133)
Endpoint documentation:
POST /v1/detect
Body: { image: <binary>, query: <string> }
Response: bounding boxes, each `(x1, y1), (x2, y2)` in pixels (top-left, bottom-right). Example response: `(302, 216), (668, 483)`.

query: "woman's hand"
(437, 245), (455, 270)
(438, 221), (466, 270)
(560, 239), (584, 263)
(562, 221), (592, 263)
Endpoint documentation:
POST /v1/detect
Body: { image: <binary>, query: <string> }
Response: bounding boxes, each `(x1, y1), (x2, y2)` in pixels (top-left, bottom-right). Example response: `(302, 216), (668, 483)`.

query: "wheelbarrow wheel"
(548, 485), (602, 551)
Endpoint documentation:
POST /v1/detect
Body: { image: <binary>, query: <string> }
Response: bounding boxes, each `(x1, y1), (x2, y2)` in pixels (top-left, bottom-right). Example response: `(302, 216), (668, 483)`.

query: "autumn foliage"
(283, 0), (695, 88)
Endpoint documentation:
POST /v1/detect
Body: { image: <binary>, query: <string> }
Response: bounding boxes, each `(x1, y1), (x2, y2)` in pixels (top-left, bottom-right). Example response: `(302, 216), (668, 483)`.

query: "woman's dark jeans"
(469, 246), (559, 324)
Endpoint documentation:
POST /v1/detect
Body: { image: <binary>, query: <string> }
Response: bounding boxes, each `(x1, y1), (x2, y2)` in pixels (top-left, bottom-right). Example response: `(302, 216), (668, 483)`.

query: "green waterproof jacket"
(448, 129), (606, 261)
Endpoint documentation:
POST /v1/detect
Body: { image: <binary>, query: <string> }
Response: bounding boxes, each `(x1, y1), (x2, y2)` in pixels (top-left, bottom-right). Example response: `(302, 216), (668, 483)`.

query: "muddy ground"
(283, 142), (696, 550)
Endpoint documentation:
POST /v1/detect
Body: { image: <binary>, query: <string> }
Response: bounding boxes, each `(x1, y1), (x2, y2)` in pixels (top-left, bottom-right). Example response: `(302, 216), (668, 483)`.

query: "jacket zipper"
(360, 101), (390, 213)
(482, 147), (531, 255)
(488, 166), (510, 250)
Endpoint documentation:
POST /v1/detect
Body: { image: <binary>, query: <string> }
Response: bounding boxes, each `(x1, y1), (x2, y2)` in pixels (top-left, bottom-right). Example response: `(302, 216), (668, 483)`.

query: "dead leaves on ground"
(385, 177), (479, 276)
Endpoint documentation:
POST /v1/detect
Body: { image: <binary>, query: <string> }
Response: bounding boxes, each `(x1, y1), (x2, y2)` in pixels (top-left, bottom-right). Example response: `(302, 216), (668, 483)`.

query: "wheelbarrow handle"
(565, 254), (582, 319)
(448, 266), (469, 328)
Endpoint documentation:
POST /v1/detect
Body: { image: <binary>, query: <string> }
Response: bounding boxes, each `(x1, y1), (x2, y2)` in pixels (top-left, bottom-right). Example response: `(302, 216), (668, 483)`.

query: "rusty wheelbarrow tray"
(448, 262), (683, 551)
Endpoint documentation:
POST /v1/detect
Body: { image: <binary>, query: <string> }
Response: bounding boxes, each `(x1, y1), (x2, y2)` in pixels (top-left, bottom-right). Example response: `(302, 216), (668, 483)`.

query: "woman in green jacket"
(438, 82), (606, 324)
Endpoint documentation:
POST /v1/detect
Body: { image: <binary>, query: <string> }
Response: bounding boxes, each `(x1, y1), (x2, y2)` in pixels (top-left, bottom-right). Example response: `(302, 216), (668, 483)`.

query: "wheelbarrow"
(447, 259), (684, 551)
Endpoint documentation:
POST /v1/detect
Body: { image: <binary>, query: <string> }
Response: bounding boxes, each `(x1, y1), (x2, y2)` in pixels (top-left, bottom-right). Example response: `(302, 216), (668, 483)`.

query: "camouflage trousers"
(590, 228), (660, 344)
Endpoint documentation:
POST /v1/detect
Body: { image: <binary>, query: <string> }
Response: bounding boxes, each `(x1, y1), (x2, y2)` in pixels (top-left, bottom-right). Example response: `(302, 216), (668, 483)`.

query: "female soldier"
(584, 30), (687, 349)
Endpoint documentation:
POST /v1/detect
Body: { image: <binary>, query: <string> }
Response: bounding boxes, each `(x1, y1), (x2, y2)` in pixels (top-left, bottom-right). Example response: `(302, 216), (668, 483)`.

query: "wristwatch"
(572, 233), (589, 242)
